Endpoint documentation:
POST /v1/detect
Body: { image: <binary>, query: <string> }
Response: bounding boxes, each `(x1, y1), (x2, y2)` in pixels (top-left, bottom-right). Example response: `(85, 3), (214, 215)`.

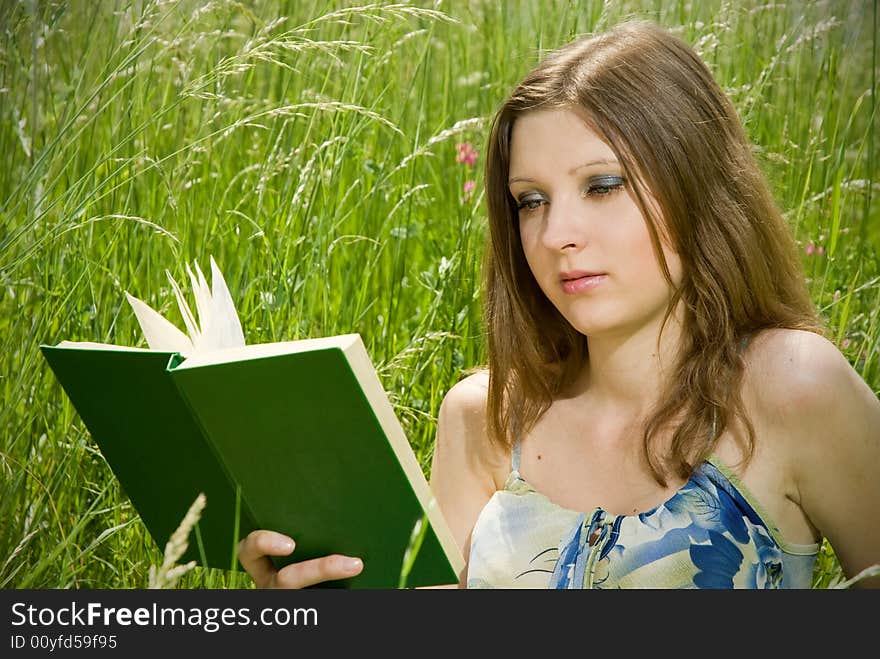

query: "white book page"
(125, 292), (193, 354)
(56, 341), (153, 352)
(173, 334), (361, 369)
(123, 257), (245, 358)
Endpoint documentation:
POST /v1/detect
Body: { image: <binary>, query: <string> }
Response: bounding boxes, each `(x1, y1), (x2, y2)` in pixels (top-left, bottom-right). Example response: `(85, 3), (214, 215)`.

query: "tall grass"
(1, 0), (876, 589)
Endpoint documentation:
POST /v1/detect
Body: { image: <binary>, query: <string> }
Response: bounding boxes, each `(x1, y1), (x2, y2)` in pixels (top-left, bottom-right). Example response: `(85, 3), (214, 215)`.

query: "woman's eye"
(584, 176), (626, 198)
(589, 184), (619, 195)
(514, 176), (623, 212)
(516, 196), (546, 212)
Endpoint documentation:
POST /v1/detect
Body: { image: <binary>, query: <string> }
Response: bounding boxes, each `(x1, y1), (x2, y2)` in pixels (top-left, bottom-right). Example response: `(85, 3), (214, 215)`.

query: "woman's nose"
(541, 192), (588, 251)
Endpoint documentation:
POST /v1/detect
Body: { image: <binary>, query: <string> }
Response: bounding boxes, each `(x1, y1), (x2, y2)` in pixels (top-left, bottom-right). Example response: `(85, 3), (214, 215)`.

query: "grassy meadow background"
(1, 0), (877, 588)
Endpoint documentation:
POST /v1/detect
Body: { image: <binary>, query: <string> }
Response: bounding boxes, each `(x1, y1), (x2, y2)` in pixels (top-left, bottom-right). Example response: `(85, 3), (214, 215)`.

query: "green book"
(40, 260), (464, 589)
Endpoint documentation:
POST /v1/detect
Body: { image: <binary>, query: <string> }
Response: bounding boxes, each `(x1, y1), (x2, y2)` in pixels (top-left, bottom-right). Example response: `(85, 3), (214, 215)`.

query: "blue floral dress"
(466, 336), (820, 589)
(466, 444), (819, 588)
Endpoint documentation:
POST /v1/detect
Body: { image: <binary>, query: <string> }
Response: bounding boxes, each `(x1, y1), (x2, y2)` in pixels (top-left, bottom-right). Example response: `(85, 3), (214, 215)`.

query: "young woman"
(238, 20), (880, 589)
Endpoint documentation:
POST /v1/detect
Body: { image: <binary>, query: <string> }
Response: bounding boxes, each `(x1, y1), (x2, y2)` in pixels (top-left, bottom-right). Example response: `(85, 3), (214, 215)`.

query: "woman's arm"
(428, 371), (501, 588)
(766, 331), (880, 588)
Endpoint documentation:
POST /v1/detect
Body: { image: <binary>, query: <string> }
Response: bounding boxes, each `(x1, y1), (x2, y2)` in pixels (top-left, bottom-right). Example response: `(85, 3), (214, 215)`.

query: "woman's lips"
(561, 274), (607, 294)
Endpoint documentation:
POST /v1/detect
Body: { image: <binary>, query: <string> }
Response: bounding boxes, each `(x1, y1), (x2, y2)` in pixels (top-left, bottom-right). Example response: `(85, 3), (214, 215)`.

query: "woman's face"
(508, 108), (683, 339)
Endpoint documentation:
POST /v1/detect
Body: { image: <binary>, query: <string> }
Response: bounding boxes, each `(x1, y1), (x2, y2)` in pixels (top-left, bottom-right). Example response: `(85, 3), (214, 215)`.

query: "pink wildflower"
(817, 245), (824, 255)
(805, 242), (815, 256)
(462, 179), (476, 202)
(841, 338), (851, 349)
(456, 142), (478, 167)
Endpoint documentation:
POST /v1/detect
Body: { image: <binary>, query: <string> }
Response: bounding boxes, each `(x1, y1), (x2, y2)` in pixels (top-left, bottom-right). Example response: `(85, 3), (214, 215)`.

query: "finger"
(272, 554), (363, 589)
(238, 530), (295, 588)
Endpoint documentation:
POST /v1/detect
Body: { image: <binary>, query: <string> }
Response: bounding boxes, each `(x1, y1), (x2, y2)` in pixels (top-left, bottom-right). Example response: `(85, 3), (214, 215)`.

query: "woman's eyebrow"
(569, 158), (619, 174)
(509, 158), (620, 185)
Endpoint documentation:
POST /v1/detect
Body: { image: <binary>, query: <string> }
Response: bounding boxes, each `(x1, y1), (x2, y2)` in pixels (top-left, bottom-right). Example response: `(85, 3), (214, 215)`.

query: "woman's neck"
(565, 306), (686, 419)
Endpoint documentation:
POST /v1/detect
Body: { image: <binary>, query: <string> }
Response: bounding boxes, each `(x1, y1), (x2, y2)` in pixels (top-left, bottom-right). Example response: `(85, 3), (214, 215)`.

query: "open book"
(40, 259), (463, 588)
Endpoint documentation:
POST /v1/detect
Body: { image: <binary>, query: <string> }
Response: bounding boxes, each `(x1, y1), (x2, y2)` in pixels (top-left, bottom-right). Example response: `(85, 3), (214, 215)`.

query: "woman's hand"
(237, 530), (364, 589)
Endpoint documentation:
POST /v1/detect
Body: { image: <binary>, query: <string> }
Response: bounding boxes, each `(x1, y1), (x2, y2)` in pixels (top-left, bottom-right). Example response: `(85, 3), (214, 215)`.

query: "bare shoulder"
(741, 328), (854, 424)
(440, 369), (490, 423)
(436, 369), (508, 478)
(431, 369), (507, 566)
(739, 327), (867, 466)
(744, 328), (880, 586)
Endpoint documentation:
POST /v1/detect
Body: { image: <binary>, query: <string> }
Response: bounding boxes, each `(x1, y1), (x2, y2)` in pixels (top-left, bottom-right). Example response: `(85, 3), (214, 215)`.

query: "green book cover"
(40, 345), (255, 571)
(40, 335), (464, 588)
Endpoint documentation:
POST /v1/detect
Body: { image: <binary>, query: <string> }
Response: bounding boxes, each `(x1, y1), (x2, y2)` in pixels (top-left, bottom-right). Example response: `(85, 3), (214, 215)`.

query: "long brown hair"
(481, 20), (827, 486)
